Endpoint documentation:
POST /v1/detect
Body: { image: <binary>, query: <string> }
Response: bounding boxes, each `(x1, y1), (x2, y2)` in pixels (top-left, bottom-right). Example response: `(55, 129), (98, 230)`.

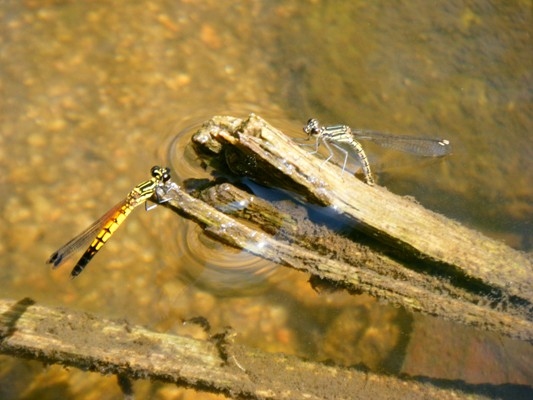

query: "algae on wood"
(159, 179), (533, 342)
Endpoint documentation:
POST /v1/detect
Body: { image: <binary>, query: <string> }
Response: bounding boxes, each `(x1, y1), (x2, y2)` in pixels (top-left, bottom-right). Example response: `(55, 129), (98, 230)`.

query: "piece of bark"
(0, 298), (499, 400)
(191, 114), (533, 309)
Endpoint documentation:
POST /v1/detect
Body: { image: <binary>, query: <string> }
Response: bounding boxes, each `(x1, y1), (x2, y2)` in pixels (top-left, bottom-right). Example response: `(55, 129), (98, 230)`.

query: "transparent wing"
(46, 198), (128, 269)
(352, 129), (452, 157)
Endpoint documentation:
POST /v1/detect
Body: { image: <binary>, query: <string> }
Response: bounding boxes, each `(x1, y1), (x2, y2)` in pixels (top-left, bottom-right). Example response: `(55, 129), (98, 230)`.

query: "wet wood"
(162, 181), (533, 342)
(191, 115), (533, 302)
(176, 114), (533, 342)
(0, 298), (493, 400)
(196, 182), (494, 309)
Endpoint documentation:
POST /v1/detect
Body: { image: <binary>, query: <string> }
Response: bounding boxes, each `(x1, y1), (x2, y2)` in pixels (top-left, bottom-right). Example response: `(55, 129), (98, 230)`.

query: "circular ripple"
(161, 109), (296, 296)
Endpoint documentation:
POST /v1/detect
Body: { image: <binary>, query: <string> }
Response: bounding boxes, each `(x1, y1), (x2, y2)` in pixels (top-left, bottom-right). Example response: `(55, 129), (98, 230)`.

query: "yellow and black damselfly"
(47, 166), (175, 278)
(303, 118), (452, 185)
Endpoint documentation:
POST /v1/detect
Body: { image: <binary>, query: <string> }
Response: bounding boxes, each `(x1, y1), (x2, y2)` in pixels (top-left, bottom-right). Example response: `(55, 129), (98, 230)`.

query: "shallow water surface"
(1, 0), (532, 399)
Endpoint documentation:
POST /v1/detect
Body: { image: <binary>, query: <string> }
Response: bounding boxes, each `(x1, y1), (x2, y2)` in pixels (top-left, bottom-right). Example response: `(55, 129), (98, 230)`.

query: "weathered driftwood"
(196, 182), (496, 307)
(192, 114), (533, 301)
(0, 298), (497, 400)
(174, 114), (533, 342)
(162, 181), (533, 342)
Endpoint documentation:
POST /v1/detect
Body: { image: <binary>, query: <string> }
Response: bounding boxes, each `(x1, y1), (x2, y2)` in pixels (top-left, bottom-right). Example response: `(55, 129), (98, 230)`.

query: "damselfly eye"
(150, 165), (161, 177)
(162, 168), (171, 182)
(304, 118), (320, 136)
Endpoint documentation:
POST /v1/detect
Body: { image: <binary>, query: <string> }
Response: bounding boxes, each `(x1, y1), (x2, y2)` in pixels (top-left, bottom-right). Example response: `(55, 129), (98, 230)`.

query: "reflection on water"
(1, 0), (532, 398)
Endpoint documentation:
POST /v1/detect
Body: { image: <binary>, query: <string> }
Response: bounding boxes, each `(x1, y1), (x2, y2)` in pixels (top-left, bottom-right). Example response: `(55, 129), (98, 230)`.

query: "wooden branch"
(161, 181), (533, 342)
(192, 114), (533, 304)
(0, 298), (495, 400)
(174, 114), (533, 342)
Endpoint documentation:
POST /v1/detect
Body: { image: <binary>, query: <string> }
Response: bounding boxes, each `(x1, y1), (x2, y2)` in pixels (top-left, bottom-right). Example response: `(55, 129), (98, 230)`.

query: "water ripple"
(160, 108), (294, 296)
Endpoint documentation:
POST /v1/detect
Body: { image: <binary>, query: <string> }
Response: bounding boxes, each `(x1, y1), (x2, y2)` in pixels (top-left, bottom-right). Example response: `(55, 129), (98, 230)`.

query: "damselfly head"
(151, 166), (171, 182)
(303, 118), (321, 138)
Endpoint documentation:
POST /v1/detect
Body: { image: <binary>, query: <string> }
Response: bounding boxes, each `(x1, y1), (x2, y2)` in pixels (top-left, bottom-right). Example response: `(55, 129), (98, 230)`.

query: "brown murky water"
(1, 1), (532, 399)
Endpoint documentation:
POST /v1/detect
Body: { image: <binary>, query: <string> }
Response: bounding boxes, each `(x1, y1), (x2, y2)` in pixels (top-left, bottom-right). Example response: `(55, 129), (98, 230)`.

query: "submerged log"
(0, 298), (497, 400)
